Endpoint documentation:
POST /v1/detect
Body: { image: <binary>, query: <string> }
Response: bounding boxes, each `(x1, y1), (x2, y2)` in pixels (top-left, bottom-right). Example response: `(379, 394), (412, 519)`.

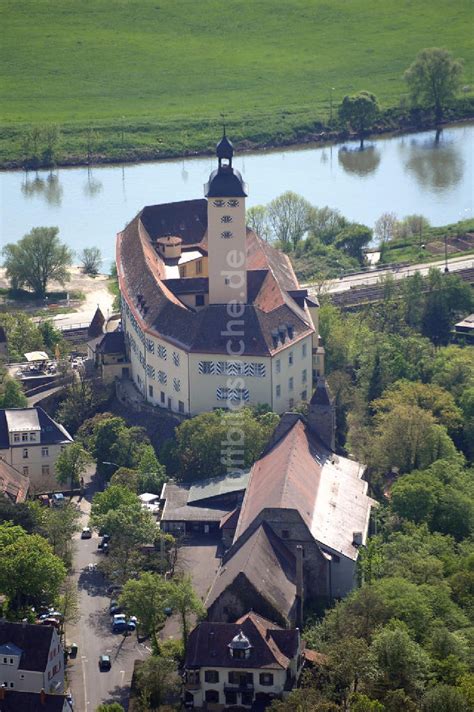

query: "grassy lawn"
(1, 0), (473, 165)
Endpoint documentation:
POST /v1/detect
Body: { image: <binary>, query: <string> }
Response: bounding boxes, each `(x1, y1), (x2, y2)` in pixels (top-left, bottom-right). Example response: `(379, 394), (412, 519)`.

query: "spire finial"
(220, 112), (226, 138)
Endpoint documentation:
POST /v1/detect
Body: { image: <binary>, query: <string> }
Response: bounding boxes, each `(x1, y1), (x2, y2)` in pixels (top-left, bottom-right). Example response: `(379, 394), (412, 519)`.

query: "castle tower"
(307, 377), (336, 451)
(205, 133), (248, 304)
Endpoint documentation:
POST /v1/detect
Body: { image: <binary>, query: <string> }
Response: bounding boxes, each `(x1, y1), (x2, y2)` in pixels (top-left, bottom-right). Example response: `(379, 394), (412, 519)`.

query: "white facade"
(0, 409), (72, 493)
(0, 627), (64, 694)
(122, 303), (314, 416)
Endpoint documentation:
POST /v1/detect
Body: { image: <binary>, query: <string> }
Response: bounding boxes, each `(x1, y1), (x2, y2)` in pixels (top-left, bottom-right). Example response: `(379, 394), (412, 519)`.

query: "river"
(1, 122), (473, 266)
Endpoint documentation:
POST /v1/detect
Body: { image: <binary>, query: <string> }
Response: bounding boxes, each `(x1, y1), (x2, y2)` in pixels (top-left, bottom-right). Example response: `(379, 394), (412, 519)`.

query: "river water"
(1, 123), (472, 266)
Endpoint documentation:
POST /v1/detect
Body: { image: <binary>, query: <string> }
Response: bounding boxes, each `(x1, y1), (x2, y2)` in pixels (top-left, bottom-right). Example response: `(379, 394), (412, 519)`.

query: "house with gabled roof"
(0, 407), (73, 493)
(183, 611), (307, 710)
(0, 621), (64, 694)
(117, 134), (324, 416)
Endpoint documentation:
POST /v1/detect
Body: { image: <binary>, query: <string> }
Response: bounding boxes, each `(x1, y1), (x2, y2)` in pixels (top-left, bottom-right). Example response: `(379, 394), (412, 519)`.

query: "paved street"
(307, 253), (474, 296)
(66, 494), (149, 712)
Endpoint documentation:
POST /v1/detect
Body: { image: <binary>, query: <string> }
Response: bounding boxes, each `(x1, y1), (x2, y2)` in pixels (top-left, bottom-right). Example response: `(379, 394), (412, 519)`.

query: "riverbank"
(2, 101), (474, 171)
(0, 267), (115, 325)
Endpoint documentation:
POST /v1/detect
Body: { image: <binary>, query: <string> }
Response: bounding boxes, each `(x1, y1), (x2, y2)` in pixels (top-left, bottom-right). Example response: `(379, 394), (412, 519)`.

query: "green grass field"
(1, 0), (473, 166)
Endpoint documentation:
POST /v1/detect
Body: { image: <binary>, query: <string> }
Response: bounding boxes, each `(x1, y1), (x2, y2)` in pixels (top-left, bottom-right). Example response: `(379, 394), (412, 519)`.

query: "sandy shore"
(0, 266), (116, 327)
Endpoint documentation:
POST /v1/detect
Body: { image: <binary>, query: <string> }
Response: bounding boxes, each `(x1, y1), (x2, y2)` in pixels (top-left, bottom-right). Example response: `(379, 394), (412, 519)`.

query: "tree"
(367, 622), (430, 698)
(307, 206), (347, 245)
(404, 48), (463, 123)
(90, 484), (140, 520)
(38, 320), (64, 351)
(422, 684), (469, 712)
(110, 467), (140, 492)
(56, 378), (111, 434)
(0, 523), (66, 614)
(339, 91), (379, 148)
(267, 191), (312, 250)
(80, 247), (102, 276)
(167, 574), (206, 653)
(2, 227), (73, 298)
(119, 572), (171, 652)
(175, 408), (278, 481)
(91, 493), (157, 579)
(334, 224), (372, 264)
(135, 656), (180, 709)
(246, 205), (271, 241)
(40, 501), (81, 567)
(374, 212), (398, 244)
(0, 312), (44, 362)
(137, 445), (166, 494)
(42, 125), (61, 166)
(370, 404), (457, 474)
(391, 472), (443, 525)
(372, 380), (463, 436)
(0, 371), (27, 408)
(55, 442), (92, 494)
(96, 705), (125, 712)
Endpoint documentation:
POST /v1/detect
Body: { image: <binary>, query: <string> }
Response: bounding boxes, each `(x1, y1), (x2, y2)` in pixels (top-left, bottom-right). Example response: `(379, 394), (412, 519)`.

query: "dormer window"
(22, 433), (28, 442)
(228, 631), (252, 660)
(13, 434), (20, 443)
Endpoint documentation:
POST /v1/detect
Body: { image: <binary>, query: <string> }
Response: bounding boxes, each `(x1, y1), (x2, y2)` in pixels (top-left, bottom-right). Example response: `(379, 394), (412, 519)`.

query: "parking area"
(160, 536), (222, 642)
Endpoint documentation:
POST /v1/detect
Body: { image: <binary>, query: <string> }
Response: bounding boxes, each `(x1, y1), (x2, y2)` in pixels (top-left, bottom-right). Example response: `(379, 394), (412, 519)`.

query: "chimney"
(40, 689), (46, 706)
(353, 531), (363, 547)
(296, 545), (304, 629)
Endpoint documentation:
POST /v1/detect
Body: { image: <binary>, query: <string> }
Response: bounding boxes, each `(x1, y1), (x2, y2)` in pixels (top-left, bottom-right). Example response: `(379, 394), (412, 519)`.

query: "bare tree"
(267, 191), (313, 251)
(246, 205), (271, 241)
(80, 246), (102, 275)
(374, 212), (398, 244)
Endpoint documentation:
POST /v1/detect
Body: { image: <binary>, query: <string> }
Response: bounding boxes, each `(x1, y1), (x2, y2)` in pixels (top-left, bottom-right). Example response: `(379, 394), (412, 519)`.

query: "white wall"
(0, 628), (64, 693)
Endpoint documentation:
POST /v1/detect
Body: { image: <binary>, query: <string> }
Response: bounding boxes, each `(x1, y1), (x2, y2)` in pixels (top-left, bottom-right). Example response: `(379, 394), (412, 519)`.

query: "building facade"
(0, 622), (64, 695)
(117, 135), (324, 416)
(184, 612), (304, 710)
(0, 408), (73, 493)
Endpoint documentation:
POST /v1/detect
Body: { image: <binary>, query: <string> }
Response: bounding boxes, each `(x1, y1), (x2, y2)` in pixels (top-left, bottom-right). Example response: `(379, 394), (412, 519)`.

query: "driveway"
(66, 491), (149, 711)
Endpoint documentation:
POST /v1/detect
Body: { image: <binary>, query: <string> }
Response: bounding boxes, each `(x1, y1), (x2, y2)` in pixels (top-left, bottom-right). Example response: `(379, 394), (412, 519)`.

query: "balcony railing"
(224, 682), (254, 693)
(184, 681), (201, 691)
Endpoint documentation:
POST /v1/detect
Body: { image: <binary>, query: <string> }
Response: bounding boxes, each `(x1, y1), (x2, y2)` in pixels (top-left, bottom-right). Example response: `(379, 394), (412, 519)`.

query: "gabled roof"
(0, 460), (30, 503)
(186, 611), (299, 670)
(0, 621), (56, 671)
(205, 521), (296, 620)
(96, 331), (125, 354)
(234, 414), (373, 561)
(0, 408), (73, 449)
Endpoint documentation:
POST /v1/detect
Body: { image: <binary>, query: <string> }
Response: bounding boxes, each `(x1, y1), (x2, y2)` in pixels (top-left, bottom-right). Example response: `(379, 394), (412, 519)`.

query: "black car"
(99, 655), (111, 671)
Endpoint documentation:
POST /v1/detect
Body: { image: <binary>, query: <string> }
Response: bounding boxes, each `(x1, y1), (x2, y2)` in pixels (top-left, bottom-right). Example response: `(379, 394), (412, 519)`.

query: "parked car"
(98, 655), (111, 671)
(107, 584), (122, 596)
(109, 600), (122, 615)
(40, 618), (61, 630)
(112, 614), (127, 633)
(81, 527), (92, 539)
(51, 493), (65, 507)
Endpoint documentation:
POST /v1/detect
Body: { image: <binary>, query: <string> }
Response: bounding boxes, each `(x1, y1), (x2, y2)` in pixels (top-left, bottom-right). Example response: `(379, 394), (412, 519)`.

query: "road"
(66, 492), (149, 712)
(307, 254), (474, 296)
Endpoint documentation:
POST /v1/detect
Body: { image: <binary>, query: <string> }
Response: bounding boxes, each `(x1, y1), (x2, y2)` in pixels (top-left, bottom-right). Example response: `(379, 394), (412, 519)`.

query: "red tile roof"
(116, 203), (314, 356)
(0, 460), (29, 503)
